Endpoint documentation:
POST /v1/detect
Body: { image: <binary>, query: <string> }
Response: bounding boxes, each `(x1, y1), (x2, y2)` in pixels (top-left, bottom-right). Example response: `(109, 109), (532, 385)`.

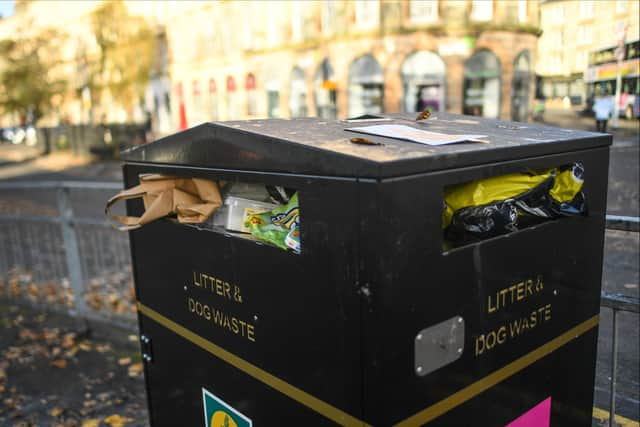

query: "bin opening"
(442, 162), (586, 250)
(107, 176), (301, 254)
(192, 180), (300, 254)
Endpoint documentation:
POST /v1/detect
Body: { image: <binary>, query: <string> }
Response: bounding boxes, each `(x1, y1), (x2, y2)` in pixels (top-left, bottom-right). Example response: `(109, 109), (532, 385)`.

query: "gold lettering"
(224, 282), (232, 300)
(234, 285), (243, 303)
(488, 295), (497, 313)
(215, 279), (223, 297)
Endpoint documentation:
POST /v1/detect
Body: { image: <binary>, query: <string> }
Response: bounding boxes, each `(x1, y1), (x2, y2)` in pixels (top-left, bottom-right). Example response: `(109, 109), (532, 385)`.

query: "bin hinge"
(140, 334), (153, 363)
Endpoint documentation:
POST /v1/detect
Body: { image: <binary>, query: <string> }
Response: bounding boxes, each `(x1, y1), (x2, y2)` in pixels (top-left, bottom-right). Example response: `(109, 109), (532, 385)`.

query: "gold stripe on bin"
(136, 302), (371, 427)
(393, 315), (600, 427)
(137, 302), (598, 427)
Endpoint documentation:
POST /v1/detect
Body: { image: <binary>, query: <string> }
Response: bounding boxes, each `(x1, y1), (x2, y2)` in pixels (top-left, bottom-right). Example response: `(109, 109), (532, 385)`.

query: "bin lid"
(122, 113), (611, 179)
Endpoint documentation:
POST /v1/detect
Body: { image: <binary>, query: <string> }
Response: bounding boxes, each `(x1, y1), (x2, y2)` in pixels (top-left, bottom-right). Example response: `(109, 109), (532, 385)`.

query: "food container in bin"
(213, 196), (277, 233)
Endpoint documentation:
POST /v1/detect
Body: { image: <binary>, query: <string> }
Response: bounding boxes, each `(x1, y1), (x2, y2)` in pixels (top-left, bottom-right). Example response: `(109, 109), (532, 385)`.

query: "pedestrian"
(592, 90), (614, 133)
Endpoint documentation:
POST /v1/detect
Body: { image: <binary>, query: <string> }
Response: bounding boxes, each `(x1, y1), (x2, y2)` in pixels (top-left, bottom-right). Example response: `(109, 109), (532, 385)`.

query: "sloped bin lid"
(122, 113), (610, 179)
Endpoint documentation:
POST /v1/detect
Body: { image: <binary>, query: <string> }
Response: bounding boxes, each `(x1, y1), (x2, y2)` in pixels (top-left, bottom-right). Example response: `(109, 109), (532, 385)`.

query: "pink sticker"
(506, 397), (551, 427)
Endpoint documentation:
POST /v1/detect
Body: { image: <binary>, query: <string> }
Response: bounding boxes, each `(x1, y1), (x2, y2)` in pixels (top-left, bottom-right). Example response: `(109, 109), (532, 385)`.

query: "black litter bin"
(121, 113), (610, 427)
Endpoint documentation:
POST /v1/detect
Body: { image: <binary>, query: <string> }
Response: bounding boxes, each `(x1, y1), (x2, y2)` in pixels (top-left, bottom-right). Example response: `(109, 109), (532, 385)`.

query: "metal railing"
(0, 181), (638, 423)
(0, 180), (134, 328)
(600, 214), (640, 426)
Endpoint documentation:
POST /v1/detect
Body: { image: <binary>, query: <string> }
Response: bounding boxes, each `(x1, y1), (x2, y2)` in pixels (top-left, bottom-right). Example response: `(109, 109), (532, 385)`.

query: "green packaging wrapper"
(245, 193), (300, 252)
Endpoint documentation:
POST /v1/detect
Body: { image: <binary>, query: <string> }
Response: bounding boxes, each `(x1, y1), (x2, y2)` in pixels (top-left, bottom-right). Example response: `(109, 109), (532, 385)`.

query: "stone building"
(0, 0), (541, 131)
(166, 0), (540, 128)
(537, 0), (639, 106)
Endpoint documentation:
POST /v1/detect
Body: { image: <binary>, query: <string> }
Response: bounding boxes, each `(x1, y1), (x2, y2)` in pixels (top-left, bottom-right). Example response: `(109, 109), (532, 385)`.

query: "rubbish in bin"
(222, 181), (272, 202)
(266, 185), (296, 204)
(245, 193), (300, 252)
(106, 174), (222, 230)
(443, 163), (586, 242)
(211, 196), (277, 233)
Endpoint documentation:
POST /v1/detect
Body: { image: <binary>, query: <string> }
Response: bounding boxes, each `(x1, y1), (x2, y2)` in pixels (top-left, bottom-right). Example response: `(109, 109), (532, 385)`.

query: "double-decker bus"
(585, 39), (639, 119)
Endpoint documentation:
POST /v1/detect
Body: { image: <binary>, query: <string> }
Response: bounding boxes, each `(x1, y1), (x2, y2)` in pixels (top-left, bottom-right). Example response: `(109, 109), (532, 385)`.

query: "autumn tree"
(0, 26), (67, 124)
(88, 0), (156, 120)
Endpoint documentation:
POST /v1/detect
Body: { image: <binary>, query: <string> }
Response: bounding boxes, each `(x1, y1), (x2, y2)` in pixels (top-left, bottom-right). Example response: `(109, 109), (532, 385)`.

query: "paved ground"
(0, 301), (148, 427)
(0, 112), (638, 425)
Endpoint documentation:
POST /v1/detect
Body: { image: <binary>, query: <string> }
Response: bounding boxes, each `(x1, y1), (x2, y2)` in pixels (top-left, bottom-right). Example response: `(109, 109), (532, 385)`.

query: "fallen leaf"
(127, 363), (143, 378)
(51, 359), (67, 369)
(104, 414), (134, 427)
(78, 341), (92, 352)
(61, 333), (76, 349)
(81, 419), (100, 427)
(49, 406), (64, 417)
(95, 344), (111, 353)
(118, 357), (131, 366)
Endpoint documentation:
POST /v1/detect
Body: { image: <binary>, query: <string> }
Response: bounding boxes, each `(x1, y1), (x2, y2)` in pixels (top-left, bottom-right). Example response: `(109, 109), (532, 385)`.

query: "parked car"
(0, 125), (37, 146)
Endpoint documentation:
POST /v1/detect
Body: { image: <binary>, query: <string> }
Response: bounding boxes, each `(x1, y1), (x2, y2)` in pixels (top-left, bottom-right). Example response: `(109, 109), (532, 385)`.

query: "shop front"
(401, 51), (447, 113)
(463, 49), (501, 119)
(315, 58), (337, 119)
(348, 54), (384, 118)
(512, 51), (532, 122)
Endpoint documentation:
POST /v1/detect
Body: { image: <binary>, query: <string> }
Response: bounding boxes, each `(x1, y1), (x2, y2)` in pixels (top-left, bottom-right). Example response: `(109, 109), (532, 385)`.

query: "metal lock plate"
(414, 315), (465, 377)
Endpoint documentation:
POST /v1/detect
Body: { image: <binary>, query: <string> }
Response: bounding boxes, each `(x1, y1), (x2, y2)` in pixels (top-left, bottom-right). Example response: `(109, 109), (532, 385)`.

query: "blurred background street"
(0, 0), (638, 426)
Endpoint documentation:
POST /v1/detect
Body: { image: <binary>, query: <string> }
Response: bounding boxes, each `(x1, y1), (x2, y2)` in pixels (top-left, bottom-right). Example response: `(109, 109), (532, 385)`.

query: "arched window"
(348, 54), (384, 117)
(463, 50), (501, 118)
(246, 73), (257, 116)
(290, 67), (307, 118)
(314, 58), (337, 119)
(264, 69), (281, 118)
(511, 50), (531, 122)
(401, 51), (446, 113)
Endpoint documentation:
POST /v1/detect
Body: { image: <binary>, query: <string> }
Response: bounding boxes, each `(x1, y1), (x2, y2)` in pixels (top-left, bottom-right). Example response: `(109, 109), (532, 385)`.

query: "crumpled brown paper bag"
(105, 174), (222, 231)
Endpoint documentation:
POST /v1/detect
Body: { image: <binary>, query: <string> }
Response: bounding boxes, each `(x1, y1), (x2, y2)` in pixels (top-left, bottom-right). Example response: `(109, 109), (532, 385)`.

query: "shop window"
(463, 50), (501, 119)
(208, 78), (218, 121)
(470, 0), (492, 22)
(355, 0), (379, 29)
(409, 0), (438, 24)
(401, 51), (446, 113)
(348, 54), (384, 118)
(511, 51), (531, 122)
(246, 73), (257, 116)
(315, 58), (338, 119)
(290, 67), (308, 118)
